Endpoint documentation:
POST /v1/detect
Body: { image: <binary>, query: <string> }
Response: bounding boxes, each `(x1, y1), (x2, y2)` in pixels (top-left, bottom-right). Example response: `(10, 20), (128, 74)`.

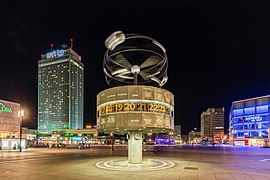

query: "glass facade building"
(38, 48), (84, 133)
(229, 95), (270, 140)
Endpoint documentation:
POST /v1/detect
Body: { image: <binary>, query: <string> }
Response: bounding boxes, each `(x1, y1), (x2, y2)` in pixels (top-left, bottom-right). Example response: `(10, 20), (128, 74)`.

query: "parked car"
(143, 146), (163, 152)
(58, 144), (66, 148)
(83, 143), (91, 148)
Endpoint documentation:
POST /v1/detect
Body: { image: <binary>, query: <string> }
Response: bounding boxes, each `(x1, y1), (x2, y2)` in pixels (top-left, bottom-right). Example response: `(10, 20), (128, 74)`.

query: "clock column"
(128, 131), (142, 163)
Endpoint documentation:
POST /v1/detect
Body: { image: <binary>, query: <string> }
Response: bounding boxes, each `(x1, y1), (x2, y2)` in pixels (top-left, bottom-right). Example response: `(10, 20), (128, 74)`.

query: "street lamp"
(110, 132), (115, 151)
(18, 110), (24, 152)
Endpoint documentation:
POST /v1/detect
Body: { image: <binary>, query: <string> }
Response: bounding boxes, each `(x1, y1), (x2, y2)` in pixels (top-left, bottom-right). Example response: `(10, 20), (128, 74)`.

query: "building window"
(250, 131), (258, 137)
(244, 107), (255, 115)
(256, 105), (268, 114)
(233, 109), (243, 116)
(244, 100), (255, 107)
(234, 117), (244, 124)
(257, 98), (268, 105)
(234, 102), (243, 109)
(235, 124), (243, 130)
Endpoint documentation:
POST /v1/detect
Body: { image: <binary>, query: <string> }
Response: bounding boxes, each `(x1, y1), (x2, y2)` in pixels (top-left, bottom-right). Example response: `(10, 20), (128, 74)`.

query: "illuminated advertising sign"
(244, 116), (262, 121)
(46, 49), (65, 59)
(0, 103), (12, 113)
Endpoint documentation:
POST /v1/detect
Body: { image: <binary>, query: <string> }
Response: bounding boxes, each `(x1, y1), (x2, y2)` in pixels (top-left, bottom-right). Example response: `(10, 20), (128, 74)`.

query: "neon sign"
(245, 116), (262, 121)
(46, 49), (65, 59)
(0, 103), (12, 113)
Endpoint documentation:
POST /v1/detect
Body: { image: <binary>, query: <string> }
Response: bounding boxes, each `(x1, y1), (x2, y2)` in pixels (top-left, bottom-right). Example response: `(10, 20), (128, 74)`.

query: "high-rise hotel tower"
(38, 47), (84, 133)
(201, 107), (225, 138)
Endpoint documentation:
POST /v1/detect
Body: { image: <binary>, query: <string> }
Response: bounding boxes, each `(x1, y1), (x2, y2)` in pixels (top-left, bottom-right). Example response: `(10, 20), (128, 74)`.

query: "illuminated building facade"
(174, 125), (181, 136)
(229, 95), (270, 145)
(38, 48), (84, 133)
(201, 110), (211, 137)
(0, 99), (27, 150)
(0, 99), (20, 138)
(188, 129), (201, 144)
(201, 108), (225, 138)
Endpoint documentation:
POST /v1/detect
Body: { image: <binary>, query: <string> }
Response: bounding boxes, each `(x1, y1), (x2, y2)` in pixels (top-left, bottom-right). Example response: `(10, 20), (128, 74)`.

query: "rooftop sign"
(0, 103), (12, 113)
(46, 49), (65, 59)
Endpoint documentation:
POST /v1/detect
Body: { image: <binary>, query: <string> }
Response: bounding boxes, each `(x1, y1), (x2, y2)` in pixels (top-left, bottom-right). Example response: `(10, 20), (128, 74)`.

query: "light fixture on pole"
(18, 110), (24, 152)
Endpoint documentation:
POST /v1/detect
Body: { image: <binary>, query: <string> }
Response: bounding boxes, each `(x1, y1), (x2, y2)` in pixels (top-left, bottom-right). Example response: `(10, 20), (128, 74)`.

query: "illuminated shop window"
(250, 131), (258, 137)
(234, 124), (243, 130)
(244, 124), (250, 129)
(256, 105), (268, 113)
(244, 107), (255, 115)
(237, 132), (245, 138)
(262, 123), (268, 129)
(243, 131), (249, 137)
(261, 130), (268, 137)
(233, 109), (243, 116)
(257, 114), (268, 121)
(234, 117), (244, 124)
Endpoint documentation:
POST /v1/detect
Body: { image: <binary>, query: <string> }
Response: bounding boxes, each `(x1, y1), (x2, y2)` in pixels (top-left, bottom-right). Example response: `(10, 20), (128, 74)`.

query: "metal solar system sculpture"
(97, 31), (174, 168)
(103, 31), (168, 87)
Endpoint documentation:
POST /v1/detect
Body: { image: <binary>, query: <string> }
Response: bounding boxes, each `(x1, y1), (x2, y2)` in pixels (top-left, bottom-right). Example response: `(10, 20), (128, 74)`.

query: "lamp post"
(18, 110), (24, 152)
(110, 132), (115, 151)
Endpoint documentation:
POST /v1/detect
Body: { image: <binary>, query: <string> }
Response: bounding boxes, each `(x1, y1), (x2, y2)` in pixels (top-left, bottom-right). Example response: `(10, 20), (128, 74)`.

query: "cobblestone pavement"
(1, 145), (270, 180)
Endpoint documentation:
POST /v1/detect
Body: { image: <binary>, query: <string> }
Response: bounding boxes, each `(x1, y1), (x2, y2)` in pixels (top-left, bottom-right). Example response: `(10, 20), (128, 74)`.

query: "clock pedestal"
(128, 131), (142, 164)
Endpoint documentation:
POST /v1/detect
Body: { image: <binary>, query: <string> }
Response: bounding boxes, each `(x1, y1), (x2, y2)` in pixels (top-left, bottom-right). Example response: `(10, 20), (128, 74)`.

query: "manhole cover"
(184, 167), (198, 170)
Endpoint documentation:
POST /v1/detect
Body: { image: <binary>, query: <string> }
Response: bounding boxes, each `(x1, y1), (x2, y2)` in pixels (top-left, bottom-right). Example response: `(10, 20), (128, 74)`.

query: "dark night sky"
(1, 0), (270, 135)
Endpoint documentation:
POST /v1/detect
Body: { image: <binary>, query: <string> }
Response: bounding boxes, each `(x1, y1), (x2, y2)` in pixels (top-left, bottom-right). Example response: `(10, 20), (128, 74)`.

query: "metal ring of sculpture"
(103, 31), (168, 87)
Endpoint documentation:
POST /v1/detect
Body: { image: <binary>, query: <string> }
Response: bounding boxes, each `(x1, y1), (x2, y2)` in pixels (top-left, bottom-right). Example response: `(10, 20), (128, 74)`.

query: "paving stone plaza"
(1, 145), (270, 180)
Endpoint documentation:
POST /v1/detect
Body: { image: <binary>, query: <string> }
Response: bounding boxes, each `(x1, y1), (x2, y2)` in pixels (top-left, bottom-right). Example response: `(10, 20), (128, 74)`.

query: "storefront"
(0, 99), (25, 150)
(0, 138), (26, 150)
(229, 95), (270, 146)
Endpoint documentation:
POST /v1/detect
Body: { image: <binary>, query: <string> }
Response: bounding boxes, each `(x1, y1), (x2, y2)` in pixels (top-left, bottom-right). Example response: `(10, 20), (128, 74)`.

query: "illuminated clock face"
(96, 85), (174, 133)
(97, 101), (171, 116)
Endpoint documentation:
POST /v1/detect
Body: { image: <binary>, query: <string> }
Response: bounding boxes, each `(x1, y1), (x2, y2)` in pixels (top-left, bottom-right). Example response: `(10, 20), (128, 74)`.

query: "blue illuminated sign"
(245, 116), (262, 121)
(46, 49), (65, 59)
(71, 137), (85, 142)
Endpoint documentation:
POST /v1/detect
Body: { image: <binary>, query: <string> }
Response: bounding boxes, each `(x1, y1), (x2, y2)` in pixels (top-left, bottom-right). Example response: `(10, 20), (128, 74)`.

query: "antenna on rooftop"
(61, 44), (68, 49)
(70, 38), (74, 49)
(50, 43), (54, 52)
